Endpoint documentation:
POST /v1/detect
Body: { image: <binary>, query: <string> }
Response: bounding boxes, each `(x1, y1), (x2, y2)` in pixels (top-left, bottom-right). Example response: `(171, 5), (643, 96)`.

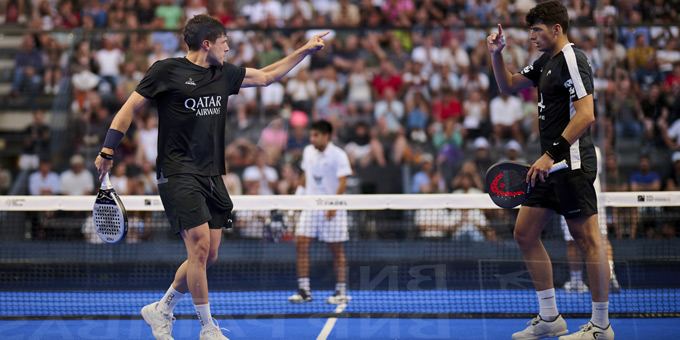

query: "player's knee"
(190, 240), (211, 263)
(206, 251), (218, 268)
(513, 227), (538, 247)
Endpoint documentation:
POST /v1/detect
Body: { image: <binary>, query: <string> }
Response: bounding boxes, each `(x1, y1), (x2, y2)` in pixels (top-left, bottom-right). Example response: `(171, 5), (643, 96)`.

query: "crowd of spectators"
(2, 0), (680, 240)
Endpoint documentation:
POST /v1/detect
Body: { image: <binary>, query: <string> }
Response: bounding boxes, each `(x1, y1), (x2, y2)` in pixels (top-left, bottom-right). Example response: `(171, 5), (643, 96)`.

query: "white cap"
(473, 137), (489, 149)
(506, 140), (521, 153)
(672, 151), (680, 163)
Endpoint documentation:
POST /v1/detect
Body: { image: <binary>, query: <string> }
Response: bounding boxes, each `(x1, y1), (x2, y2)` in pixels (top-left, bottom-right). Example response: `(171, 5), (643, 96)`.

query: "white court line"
(316, 304), (347, 340)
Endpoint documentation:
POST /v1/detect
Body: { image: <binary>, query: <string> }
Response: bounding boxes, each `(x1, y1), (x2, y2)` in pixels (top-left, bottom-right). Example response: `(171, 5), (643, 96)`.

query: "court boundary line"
(316, 304), (347, 340)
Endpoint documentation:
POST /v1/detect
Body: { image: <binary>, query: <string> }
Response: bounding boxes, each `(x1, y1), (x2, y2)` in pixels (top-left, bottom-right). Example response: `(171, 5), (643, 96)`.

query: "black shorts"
(158, 173), (233, 235)
(522, 169), (597, 220)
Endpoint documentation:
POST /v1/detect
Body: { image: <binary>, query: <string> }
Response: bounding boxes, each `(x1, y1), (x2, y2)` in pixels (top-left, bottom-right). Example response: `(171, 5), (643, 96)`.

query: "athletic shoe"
(512, 315), (568, 340)
(141, 301), (175, 340)
(199, 318), (231, 340)
(558, 322), (614, 340)
(326, 291), (352, 304)
(610, 277), (621, 294)
(564, 279), (589, 293)
(288, 289), (313, 302)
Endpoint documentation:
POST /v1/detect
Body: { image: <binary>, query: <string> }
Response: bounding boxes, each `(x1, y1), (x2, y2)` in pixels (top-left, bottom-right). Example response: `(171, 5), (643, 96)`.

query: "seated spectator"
(95, 37), (124, 92)
(276, 163), (300, 195)
(661, 117), (680, 151)
(244, 0), (283, 27)
(42, 37), (63, 94)
(372, 59), (403, 99)
(285, 111), (310, 164)
(282, 0), (312, 24)
(110, 162), (135, 195)
(0, 0), (27, 24)
(242, 149), (279, 195)
(374, 87), (405, 134)
(19, 110), (50, 170)
(432, 117), (463, 151)
(0, 160), (13, 195)
(331, 0), (360, 27)
(411, 35), (441, 74)
(627, 33), (655, 71)
(222, 160), (242, 196)
(451, 172), (496, 242)
(499, 140), (527, 163)
(258, 117), (288, 164)
(346, 59), (373, 115)
(286, 68), (316, 113)
(633, 56), (664, 95)
(59, 154), (94, 195)
(345, 121), (386, 168)
(155, 0), (183, 29)
(134, 114), (158, 166)
(610, 76), (643, 140)
(405, 92), (431, 143)
(54, 0), (80, 29)
(260, 81), (285, 117)
(431, 87), (462, 123)
(29, 157), (59, 195)
(440, 37), (470, 74)
(489, 93), (523, 144)
(411, 153), (444, 193)
(459, 65), (489, 97)
(640, 84), (671, 147)
(630, 154), (661, 191)
(461, 89), (489, 140)
(11, 34), (42, 100)
(429, 64), (460, 94)
(184, 0), (207, 23)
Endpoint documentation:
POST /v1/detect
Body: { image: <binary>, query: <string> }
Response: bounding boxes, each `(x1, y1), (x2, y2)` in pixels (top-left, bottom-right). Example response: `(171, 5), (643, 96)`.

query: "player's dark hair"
(526, 1), (569, 33)
(311, 120), (333, 135)
(183, 14), (227, 51)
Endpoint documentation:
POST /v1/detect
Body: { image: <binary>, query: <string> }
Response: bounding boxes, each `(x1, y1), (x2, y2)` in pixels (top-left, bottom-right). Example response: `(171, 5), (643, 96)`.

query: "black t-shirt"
(520, 44), (596, 172)
(136, 57), (246, 178)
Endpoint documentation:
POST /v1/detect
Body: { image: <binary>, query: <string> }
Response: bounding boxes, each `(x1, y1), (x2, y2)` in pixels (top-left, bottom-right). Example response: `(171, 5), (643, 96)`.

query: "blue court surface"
(0, 318), (678, 339)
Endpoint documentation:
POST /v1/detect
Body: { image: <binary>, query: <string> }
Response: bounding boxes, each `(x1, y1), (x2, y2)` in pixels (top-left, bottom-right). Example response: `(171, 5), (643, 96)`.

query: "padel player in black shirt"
(487, 2), (614, 340)
(94, 14), (329, 340)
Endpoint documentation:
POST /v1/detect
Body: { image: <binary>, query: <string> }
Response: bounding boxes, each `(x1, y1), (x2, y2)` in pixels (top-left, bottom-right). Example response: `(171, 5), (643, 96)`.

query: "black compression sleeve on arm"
(545, 136), (570, 160)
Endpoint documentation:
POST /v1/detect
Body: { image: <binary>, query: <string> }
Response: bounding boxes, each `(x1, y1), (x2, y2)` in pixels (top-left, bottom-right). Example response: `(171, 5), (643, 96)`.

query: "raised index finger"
(498, 24), (503, 37)
(317, 30), (330, 39)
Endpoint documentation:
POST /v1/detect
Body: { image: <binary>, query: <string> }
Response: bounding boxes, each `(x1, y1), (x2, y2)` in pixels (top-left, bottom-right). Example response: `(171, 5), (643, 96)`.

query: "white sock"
(537, 288), (559, 320)
(195, 303), (213, 329)
(570, 270), (583, 282)
(298, 277), (310, 292)
(608, 260), (616, 279)
(591, 301), (609, 328)
(158, 285), (185, 313)
(336, 282), (346, 295)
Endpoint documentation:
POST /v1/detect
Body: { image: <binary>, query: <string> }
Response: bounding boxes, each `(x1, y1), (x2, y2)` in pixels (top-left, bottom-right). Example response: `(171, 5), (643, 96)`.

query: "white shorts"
(296, 210), (349, 243)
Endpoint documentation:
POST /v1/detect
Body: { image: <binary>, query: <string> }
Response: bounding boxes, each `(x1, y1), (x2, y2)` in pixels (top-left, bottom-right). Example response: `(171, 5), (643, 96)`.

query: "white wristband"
(295, 186), (306, 196)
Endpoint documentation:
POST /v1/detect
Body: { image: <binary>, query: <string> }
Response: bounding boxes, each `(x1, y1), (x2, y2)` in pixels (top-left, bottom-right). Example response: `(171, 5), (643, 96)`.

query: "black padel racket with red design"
(485, 160), (568, 209)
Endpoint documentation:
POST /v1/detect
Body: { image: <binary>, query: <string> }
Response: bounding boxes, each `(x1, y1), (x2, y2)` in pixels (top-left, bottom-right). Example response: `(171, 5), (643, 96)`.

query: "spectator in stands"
(374, 87), (405, 134)
(385, 37), (410, 71)
(411, 35), (441, 75)
(244, 0), (282, 27)
(243, 149), (279, 195)
(604, 153), (628, 192)
(461, 88), (489, 140)
(489, 93), (523, 144)
(0, 160), (12, 194)
(331, 0), (360, 26)
(411, 153), (444, 193)
(282, 0), (312, 25)
(137, 160), (159, 195)
(432, 116), (463, 151)
(184, 0), (207, 23)
(258, 117), (288, 164)
(276, 163), (300, 195)
(59, 154), (94, 195)
(441, 37), (470, 74)
(18, 109), (50, 170)
(134, 114), (158, 166)
(285, 110), (310, 164)
(372, 59), (403, 99)
(110, 162), (135, 195)
(222, 159), (242, 196)
(660, 114), (680, 151)
(286, 68), (316, 113)
(0, 0), (27, 24)
(469, 136), (493, 184)
(95, 37), (124, 92)
(346, 59), (373, 116)
(429, 64), (460, 94)
(451, 172), (496, 242)
(432, 87), (462, 123)
(54, 0), (79, 28)
(630, 154), (661, 191)
(601, 33), (627, 76)
(627, 33), (655, 71)
(29, 157), (59, 195)
(42, 37), (62, 94)
(610, 77), (643, 140)
(155, 0), (183, 29)
(657, 39), (680, 75)
(10, 34), (42, 100)
(459, 65), (490, 96)
(499, 140), (527, 163)
(640, 84), (671, 147)
(405, 92), (431, 143)
(633, 55), (664, 96)
(344, 120), (386, 168)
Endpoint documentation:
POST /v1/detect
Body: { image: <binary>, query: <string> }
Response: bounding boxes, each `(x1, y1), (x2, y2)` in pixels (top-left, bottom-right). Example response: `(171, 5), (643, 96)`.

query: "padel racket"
(486, 160), (568, 209)
(93, 172), (128, 243)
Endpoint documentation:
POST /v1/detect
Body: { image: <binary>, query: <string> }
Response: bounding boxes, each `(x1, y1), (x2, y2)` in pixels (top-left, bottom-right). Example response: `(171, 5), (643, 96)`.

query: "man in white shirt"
(29, 157), (60, 195)
(60, 154), (95, 195)
(289, 120), (353, 304)
(242, 150), (279, 195)
(489, 93), (524, 144)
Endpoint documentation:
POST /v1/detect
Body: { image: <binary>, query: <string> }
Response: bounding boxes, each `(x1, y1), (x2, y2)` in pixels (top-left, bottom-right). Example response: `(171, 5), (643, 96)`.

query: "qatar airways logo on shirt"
(184, 96), (222, 116)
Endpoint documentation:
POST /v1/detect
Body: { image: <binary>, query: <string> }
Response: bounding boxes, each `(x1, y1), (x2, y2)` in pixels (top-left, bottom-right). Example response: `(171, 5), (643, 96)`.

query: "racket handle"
(549, 160), (568, 173)
(101, 172), (113, 189)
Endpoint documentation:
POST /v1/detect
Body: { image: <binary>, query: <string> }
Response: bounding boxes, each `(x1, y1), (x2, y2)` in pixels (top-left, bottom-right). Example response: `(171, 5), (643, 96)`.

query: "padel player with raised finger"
(487, 2), (613, 340)
(94, 14), (329, 340)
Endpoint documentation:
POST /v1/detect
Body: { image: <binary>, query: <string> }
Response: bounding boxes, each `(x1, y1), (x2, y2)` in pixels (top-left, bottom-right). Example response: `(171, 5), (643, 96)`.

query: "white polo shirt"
(301, 143), (352, 195)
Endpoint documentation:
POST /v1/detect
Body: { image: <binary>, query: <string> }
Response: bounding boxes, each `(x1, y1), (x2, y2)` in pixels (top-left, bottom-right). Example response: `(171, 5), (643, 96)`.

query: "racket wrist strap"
(545, 136), (569, 160)
(98, 151), (114, 160)
(102, 129), (124, 150)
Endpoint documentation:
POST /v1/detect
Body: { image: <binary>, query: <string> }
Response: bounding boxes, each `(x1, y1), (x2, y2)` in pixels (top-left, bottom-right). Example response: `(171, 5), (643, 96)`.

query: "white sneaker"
(564, 279), (589, 293)
(512, 315), (568, 340)
(199, 318), (231, 340)
(558, 322), (614, 340)
(288, 289), (313, 303)
(141, 302), (175, 340)
(326, 291), (352, 304)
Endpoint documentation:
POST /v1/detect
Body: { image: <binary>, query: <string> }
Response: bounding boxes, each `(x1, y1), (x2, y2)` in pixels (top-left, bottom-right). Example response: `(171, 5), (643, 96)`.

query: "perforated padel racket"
(93, 172), (128, 243)
(485, 160), (568, 209)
